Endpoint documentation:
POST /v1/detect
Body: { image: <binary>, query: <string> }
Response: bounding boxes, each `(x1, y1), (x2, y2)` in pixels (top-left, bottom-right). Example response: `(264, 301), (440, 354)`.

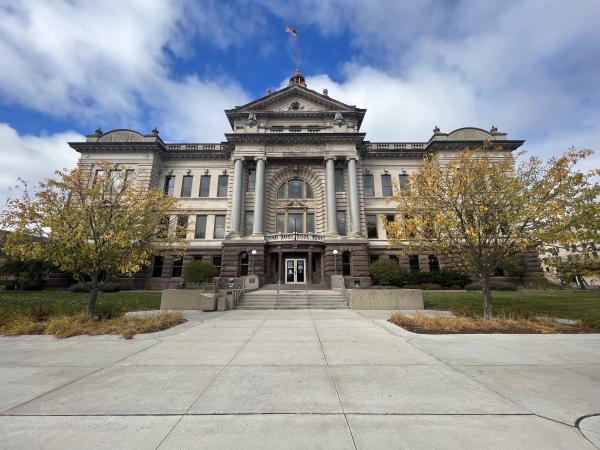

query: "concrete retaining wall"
(160, 289), (218, 311)
(348, 289), (424, 310)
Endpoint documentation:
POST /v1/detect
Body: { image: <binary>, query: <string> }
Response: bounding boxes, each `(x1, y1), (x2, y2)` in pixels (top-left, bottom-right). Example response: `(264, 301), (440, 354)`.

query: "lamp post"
(332, 249), (338, 275)
(251, 249), (257, 275)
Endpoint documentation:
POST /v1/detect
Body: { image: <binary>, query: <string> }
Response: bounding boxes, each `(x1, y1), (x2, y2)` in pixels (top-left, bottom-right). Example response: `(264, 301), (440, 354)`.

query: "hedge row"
(370, 260), (470, 288)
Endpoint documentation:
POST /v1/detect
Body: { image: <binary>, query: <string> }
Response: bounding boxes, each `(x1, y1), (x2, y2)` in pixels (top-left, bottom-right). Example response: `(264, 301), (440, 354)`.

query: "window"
(381, 174), (392, 196)
(335, 169), (344, 192)
(194, 215), (207, 239)
(125, 169), (135, 183)
(239, 252), (249, 276)
(109, 170), (122, 192)
(248, 169), (256, 192)
(428, 255), (440, 272)
(217, 175), (228, 197)
(277, 184), (285, 199)
(306, 183), (314, 198)
(288, 213), (303, 233)
(177, 215), (188, 239)
(245, 211), (254, 236)
(276, 214), (285, 233)
(385, 214), (395, 223)
(342, 251), (351, 276)
(158, 216), (170, 239)
(199, 175), (211, 197)
(306, 213), (315, 233)
(172, 257), (183, 277)
(94, 169), (105, 184)
(212, 256), (222, 275)
(399, 174), (409, 190)
(364, 174), (374, 197)
(213, 215), (225, 239)
(164, 175), (175, 196)
(336, 211), (346, 235)
(288, 180), (303, 198)
(277, 180), (314, 199)
(366, 215), (378, 238)
(152, 256), (164, 277)
(409, 255), (420, 272)
(181, 175), (193, 197)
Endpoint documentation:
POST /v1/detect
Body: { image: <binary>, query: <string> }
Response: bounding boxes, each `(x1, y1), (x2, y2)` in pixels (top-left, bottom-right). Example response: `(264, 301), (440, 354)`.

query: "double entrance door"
(285, 258), (306, 284)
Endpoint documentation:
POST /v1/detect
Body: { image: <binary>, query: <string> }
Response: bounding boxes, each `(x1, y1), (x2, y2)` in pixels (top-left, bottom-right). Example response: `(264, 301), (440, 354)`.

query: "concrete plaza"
(0, 309), (599, 449)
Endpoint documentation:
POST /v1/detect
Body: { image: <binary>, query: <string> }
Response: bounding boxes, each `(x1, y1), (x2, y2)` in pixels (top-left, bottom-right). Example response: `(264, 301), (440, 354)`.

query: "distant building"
(69, 70), (542, 289)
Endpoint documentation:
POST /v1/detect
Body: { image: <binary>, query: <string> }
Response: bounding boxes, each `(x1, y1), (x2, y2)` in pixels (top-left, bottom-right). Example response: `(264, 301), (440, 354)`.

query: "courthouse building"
(70, 70), (534, 289)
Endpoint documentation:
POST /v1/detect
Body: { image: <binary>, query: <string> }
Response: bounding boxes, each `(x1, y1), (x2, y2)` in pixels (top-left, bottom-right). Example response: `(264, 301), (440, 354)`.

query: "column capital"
(324, 155), (337, 162)
(254, 156), (267, 162)
(346, 155), (359, 161)
(232, 156), (244, 162)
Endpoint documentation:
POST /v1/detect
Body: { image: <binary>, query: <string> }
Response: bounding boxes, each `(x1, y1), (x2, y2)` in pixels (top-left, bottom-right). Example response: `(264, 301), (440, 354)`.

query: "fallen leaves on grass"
(0, 312), (186, 339)
(389, 312), (592, 334)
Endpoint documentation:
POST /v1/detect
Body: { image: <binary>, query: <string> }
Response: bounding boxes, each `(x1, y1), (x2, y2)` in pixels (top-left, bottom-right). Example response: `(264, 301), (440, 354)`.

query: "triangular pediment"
(232, 85), (357, 113)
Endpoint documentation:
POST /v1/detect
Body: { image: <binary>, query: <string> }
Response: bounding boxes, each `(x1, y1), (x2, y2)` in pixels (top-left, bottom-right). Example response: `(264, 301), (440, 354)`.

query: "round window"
(290, 101), (300, 111)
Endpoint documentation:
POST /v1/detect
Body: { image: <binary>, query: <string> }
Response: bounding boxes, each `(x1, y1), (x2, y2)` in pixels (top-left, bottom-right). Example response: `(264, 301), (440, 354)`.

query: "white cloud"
(0, 123), (83, 206)
(267, 0), (600, 160)
(0, 0), (252, 139)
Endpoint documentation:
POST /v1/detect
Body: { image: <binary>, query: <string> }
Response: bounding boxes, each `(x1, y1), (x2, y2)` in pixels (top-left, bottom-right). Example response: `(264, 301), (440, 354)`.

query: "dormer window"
(290, 101), (300, 111)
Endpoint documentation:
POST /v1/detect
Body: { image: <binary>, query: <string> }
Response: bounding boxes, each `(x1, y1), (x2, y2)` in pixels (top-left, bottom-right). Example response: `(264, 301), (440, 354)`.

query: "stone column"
(252, 157), (266, 235)
(307, 248), (313, 284)
(325, 156), (338, 235)
(347, 156), (361, 236)
(230, 157), (244, 235)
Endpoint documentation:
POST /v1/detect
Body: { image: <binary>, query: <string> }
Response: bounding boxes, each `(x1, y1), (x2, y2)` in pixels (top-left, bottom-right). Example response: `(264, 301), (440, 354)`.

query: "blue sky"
(0, 0), (599, 203)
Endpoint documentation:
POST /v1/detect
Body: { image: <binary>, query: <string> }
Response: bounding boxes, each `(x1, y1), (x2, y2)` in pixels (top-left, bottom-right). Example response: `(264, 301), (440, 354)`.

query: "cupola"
(288, 68), (307, 88)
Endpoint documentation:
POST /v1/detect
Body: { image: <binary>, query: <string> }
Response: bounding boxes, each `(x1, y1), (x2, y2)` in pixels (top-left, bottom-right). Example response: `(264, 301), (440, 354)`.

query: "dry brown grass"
(0, 312), (186, 339)
(389, 312), (592, 334)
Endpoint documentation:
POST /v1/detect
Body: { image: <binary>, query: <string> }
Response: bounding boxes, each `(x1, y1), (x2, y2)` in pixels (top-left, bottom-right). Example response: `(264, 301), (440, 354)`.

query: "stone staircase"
(236, 289), (348, 310)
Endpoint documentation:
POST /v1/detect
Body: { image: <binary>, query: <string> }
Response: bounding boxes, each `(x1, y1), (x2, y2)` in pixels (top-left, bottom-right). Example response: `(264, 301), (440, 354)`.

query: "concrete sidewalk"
(0, 309), (599, 449)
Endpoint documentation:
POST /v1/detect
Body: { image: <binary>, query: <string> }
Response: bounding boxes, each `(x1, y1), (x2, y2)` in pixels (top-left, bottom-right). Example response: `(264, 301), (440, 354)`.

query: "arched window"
(306, 183), (314, 198)
(342, 251), (351, 276)
(239, 252), (249, 276)
(276, 179), (314, 199)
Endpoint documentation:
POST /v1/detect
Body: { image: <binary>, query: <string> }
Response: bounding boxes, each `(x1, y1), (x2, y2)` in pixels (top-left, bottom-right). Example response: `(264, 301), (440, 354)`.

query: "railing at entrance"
(266, 233), (324, 242)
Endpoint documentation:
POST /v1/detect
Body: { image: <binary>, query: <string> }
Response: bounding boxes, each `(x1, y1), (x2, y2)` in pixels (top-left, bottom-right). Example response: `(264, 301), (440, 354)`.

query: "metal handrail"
(231, 281), (246, 309)
(276, 280), (280, 308)
(340, 281), (350, 307)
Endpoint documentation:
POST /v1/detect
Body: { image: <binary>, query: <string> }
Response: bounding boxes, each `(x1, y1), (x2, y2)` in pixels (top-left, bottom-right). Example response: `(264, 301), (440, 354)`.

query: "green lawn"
(0, 291), (161, 316)
(424, 290), (600, 329)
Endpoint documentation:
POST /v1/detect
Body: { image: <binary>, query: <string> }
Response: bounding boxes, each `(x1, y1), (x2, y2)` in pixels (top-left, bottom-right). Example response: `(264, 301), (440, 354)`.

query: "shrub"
(370, 260), (404, 286)
(183, 260), (217, 284)
(370, 261), (470, 288)
(465, 281), (518, 291)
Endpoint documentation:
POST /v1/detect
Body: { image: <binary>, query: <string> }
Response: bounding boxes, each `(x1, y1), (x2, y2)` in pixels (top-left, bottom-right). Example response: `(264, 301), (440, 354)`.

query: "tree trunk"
(87, 273), (99, 316)
(14, 272), (20, 290)
(481, 277), (494, 320)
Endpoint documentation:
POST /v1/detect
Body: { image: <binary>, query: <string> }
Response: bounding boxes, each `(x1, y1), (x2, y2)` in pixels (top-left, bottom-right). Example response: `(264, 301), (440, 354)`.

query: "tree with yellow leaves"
(386, 145), (599, 319)
(0, 161), (187, 315)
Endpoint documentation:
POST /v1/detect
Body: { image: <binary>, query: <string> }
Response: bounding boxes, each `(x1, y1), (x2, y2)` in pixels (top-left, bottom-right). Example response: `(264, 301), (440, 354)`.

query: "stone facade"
(69, 70), (540, 289)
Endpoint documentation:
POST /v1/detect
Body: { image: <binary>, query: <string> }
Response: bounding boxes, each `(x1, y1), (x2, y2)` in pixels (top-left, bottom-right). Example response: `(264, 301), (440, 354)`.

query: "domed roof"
(288, 68), (307, 88)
